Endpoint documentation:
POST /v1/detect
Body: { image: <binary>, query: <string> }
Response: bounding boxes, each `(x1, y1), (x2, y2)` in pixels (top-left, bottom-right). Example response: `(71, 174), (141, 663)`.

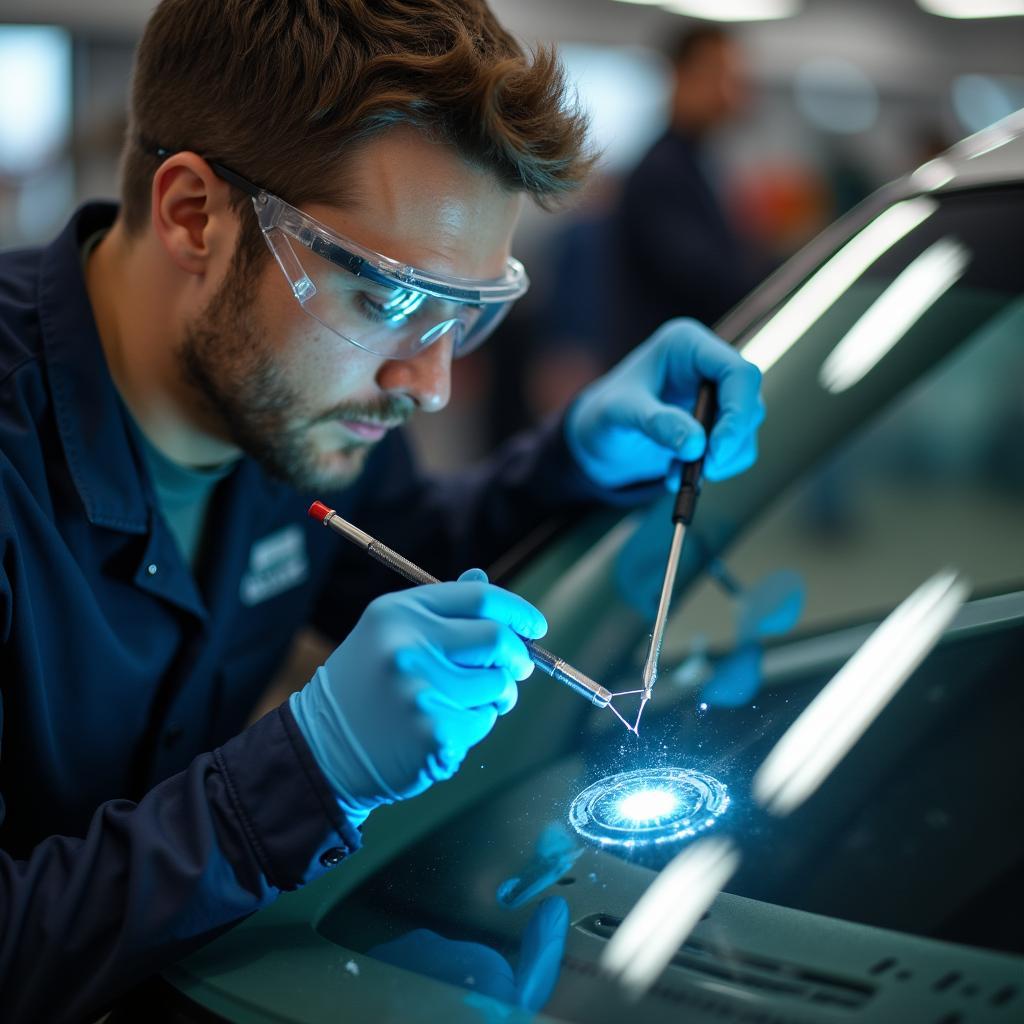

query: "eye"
(356, 288), (428, 326)
(356, 292), (390, 323)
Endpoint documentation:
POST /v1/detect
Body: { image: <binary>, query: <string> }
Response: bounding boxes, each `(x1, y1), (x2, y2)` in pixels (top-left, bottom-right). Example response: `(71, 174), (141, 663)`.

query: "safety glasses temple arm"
(207, 160), (263, 199)
(149, 143), (264, 201)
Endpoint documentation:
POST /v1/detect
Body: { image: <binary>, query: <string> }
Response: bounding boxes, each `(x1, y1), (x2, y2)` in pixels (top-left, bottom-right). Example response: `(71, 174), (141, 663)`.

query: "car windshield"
(613, 184), (1024, 934)
(170, 186), (1024, 1023)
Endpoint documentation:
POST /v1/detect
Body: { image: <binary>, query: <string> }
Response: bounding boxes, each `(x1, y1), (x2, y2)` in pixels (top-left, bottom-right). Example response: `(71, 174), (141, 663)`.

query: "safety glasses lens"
(266, 227), (495, 359)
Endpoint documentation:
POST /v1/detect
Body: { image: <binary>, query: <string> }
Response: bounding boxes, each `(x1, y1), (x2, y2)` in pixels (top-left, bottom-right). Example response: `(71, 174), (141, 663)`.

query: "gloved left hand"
(289, 568), (544, 828)
(565, 318), (764, 490)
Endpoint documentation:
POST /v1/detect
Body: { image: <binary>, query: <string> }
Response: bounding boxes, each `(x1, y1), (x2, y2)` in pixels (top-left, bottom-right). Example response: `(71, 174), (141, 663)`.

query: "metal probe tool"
(636, 381), (718, 731)
(308, 501), (615, 712)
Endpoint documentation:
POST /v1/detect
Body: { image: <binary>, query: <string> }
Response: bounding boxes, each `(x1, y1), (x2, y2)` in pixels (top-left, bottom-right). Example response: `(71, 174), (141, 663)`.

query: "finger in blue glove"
(565, 318), (764, 490)
(289, 569), (547, 826)
(515, 896), (569, 1011)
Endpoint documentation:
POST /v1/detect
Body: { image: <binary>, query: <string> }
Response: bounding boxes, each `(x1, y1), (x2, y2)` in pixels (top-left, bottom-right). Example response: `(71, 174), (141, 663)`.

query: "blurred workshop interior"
(1, 0), (1021, 470)
(2, 3), (1024, 1022)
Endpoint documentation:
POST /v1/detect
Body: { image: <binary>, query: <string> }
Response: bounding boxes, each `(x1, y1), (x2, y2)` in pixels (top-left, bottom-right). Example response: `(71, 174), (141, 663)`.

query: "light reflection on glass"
(740, 198), (938, 375)
(600, 837), (740, 1000)
(496, 823), (582, 908)
(753, 568), (970, 816)
(819, 238), (970, 393)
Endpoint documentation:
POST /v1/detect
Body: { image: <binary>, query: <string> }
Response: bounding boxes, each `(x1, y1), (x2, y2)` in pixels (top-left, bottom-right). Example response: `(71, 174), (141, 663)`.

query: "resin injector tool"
(307, 500), (652, 726)
(636, 380), (718, 732)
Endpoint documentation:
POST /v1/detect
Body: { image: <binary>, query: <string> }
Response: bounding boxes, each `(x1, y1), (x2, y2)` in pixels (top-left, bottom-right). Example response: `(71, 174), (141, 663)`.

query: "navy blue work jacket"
(0, 204), (619, 1023)
(606, 130), (757, 362)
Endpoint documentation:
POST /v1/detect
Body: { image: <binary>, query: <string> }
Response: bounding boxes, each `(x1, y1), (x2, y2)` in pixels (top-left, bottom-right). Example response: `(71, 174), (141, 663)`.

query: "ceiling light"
(613, 0), (802, 19)
(918, 0), (1024, 18)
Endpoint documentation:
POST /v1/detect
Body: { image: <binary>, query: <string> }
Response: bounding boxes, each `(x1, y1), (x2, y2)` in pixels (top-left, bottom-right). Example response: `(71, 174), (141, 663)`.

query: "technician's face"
(180, 129), (522, 491)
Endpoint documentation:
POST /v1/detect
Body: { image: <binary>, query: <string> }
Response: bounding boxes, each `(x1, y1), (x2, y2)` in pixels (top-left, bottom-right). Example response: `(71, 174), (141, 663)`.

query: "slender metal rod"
(308, 502), (613, 709)
(641, 521), (686, 699)
(637, 380), (718, 727)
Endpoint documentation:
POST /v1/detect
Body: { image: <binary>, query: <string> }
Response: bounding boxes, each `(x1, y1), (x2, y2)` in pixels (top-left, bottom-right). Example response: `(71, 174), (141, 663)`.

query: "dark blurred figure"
(606, 25), (759, 362)
(487, 27), (762, 445)
(486, 185), (616, 444)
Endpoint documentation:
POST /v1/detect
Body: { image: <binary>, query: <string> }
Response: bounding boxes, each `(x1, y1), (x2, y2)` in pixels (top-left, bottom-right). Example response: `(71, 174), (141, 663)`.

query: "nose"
(375, 334), (454, 413)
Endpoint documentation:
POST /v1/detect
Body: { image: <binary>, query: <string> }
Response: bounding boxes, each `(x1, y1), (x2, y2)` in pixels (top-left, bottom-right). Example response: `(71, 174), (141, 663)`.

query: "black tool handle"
(672, 381), (718, 526)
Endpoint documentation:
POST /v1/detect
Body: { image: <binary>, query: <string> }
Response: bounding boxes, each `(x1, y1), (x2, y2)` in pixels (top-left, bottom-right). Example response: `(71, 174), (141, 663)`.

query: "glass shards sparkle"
(569, 768), (729, 849)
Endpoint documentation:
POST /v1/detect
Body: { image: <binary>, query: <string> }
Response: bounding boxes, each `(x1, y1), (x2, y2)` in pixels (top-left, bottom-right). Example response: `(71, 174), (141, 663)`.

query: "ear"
(150, 152), (236, 277)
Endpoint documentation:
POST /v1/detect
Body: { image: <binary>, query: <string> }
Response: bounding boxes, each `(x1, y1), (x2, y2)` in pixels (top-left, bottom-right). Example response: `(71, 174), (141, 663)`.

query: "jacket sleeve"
(0, 674), (360, 1024)
(309, 414), (660, 642)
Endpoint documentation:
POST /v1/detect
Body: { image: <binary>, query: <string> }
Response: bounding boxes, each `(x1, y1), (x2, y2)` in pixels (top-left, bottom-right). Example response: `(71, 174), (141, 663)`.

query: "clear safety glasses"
(187, 152), (529, 360)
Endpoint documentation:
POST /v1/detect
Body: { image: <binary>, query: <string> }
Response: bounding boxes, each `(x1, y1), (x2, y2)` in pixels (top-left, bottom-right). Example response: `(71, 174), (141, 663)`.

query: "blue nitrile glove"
(565, 318), (765, 489)
(368, 896), (569, 1012)
(290, 568), (547, 826)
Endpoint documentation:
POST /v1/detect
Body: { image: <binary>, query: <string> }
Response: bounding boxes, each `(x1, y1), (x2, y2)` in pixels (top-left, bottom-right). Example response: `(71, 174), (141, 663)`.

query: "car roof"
(908, 107), (1024, 194)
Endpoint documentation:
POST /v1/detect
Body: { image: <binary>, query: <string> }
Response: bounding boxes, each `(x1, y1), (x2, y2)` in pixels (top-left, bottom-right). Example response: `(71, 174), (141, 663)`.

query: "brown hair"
(121, 0), (594, 247)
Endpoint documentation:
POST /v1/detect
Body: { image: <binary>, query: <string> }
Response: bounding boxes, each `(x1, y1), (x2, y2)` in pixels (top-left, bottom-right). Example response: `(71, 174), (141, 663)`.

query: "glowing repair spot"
(617, 788), (680, 822)
(569, 768), (729, 849)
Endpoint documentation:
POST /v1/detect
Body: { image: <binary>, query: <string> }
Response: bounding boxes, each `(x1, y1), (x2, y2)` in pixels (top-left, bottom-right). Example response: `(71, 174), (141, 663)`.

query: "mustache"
(309, 395), (416, 429)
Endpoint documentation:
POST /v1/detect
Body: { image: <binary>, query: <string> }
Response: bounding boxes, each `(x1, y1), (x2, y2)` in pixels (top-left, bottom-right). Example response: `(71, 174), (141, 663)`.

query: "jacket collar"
(38, 202), (150, 533)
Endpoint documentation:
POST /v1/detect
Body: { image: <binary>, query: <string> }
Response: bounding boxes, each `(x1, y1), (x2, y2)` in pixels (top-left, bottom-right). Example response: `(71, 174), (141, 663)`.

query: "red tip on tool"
(308, 501), (332, 523)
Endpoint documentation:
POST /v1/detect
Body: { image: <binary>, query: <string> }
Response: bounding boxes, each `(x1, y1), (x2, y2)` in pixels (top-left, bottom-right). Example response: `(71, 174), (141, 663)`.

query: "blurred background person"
(483, 179), (617, 447)
(603, 24), (764, 365)
(491, 23), (766, 444)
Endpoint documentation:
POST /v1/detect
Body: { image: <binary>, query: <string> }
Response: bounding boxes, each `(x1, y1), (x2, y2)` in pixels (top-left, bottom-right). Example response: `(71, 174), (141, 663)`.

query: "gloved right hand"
(289, 568), (547, 826)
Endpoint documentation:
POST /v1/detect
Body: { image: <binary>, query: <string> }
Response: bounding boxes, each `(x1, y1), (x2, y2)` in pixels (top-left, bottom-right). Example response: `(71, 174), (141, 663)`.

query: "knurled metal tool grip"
(308, 502), (613, 708)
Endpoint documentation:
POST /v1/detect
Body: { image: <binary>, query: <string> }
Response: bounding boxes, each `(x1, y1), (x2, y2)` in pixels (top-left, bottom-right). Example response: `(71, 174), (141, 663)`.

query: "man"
(0, 2), (763, 1020)
(606, 25), (759, 362)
